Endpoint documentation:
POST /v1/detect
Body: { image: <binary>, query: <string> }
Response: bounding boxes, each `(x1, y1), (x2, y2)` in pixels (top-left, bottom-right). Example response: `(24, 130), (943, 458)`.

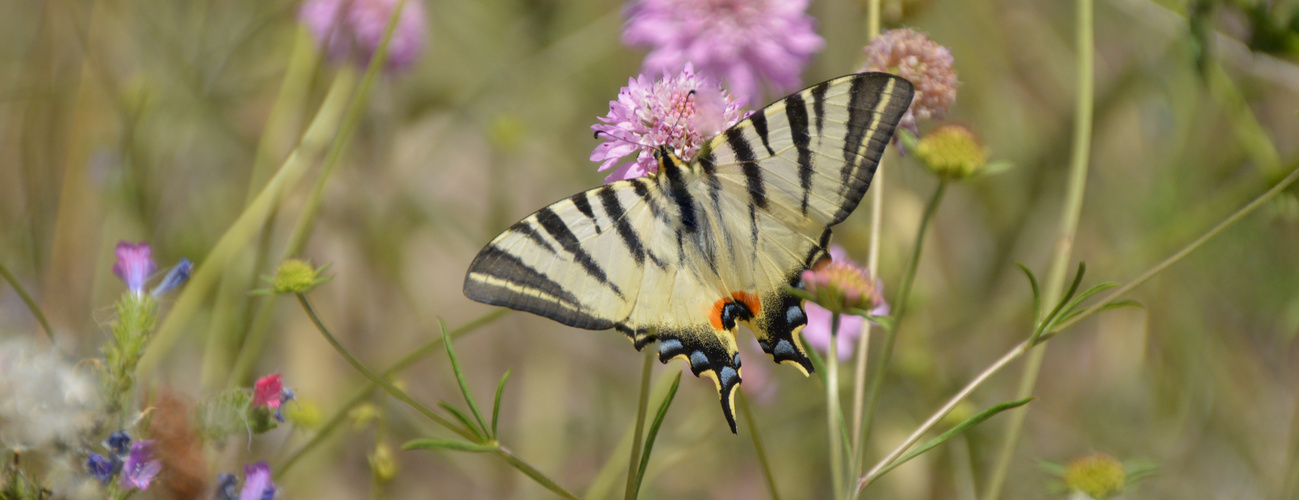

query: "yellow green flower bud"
(283, 400), (322, 429)
(369, 443), (399, 482)
(914, 124), (987, 180)
(1064, 453), (1125, 499)
(266, 259), (331, 294)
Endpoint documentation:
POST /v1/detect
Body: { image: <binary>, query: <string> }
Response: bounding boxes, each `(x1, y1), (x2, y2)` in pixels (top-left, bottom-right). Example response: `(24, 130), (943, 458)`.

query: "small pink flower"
(112, 241), (156, 295)
(623, 0), (824, 103)
(801, 246), (889, 360)
(591, 64), (747, 183)
(299, 0), (427, 71)
(861, 29), (958, 133)
(239, 462), (276, 500)
(253, 373), (284, 410)
(120, 440), (161, 490)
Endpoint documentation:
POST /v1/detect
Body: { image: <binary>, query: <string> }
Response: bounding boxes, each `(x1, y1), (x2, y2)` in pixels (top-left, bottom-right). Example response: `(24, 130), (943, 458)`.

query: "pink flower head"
(253, 373), (284, 410)
(861, 28), (958, 133)
(801, 246), (889, 360)
(623, 0), (824, 104)
(113, 241), (156, 295)
(299, 0), (427, 71)
(120, 440), (161, 490)
(591, 64), (747, 183)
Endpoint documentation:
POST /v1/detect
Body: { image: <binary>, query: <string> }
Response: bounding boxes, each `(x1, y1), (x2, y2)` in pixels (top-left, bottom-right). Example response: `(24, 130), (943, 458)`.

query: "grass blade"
(492, 369), (511, 439)
(1015, 262), (1042, 322)
(872, 398), (1033, 481)
(438, 402), (484, 442)
(634, 372), (682, 495)
(441, 319), (489, 436)
(403, 438), (496, 453)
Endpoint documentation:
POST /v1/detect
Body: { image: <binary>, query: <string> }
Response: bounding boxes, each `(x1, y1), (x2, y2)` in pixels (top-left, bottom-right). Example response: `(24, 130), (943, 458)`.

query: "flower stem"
(294, 293), (475, 441)
(276, 309), (508, 477)
(827, 312), (845, 500)
(852, 2), (883, 475)
(738, 392), (782, 500)
(624, 349), (653, 500)
(495, 445), (581, 500)
(857, 341), (1029, 493)
(859, 180), (947, 454)
(983, 1), (1092, 496)
(0, 258), (53, 342)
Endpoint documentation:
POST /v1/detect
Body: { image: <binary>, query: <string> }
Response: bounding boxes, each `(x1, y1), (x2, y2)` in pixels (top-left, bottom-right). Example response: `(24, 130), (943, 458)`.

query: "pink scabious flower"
(861, 28), (958, 133)
(623, 0), (824, 104)
(591, 64), (746, 183)
(120, 440), (161, 490)
(801, 246), (889, 360)
(299, 0), (427, 71)
(112, 241), (155, 295)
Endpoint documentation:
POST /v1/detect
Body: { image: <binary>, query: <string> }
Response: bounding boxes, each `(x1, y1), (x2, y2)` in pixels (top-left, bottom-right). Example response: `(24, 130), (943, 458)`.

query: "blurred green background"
(2, 0), (1298, 498)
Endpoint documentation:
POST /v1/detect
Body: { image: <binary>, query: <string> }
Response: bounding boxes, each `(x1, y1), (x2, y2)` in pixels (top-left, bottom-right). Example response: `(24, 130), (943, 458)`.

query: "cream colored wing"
(464, 72), (914, 433)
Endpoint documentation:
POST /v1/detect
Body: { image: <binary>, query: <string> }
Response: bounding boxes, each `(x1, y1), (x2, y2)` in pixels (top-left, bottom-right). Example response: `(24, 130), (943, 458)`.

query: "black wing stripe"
(749, 111), (776, 155)
(662, 161), (699, 233)
(811, 81), (829, 138)
(598, 186), (647, 268)
(570, 192), (602, 234)
(725, 128), (767, 210)
(535, 206), (625, 298)
(784, 93), (815, 216)
(510, 221), (556, 255)
(840, 76), (884, 188)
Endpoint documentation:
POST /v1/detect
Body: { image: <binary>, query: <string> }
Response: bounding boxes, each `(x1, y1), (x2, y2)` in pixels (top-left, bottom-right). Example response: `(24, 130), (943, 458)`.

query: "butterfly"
(464, 73), (914, 432)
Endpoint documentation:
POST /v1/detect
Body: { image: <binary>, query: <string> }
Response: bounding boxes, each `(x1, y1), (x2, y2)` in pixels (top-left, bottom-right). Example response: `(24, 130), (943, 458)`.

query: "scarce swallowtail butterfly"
(464, 73), (914, 433)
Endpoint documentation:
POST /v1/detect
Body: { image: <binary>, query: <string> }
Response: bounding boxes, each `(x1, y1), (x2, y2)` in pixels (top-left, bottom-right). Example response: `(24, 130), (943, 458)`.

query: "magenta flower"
(299, 0), (427, 71)
(253, 373), (284, 411)
(591, 64), (747, 183)
(623, 0), (824, 103)
(861, 29), (958, 133)
(801, 246), (889, 360)
(239, 462), (276, 500)
(112, 241), (155, 295)
(120, 440), (161, 490)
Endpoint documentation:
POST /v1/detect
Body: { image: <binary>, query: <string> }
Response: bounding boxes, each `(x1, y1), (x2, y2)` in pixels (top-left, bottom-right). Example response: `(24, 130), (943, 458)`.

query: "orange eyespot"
(730, 291), (762, 317)
(709, 298), (728, 331)
(708, 291), (763, 331)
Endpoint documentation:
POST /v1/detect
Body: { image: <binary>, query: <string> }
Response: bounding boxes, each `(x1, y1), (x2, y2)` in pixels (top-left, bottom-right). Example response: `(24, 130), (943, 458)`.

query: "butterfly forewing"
(464, 72), (914, 433)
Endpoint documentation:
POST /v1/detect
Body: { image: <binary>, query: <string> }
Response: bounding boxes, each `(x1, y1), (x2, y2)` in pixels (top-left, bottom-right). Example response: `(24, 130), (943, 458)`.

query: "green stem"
(294, 293), (475, 441)
(859, 180), (947, 453)
(625, 349), (654, 500)
(226, 0), (409, 388)
(1045, 164), (1299, 338)
(275, 308), (508, 477)
(827, 313), (844, 500)
(739, 391), (781, 500)
(494, 445), (582, 500)
(983, 1), (1093, 497)
(852, 2), (883, 474)
(0, 258), (53, 341)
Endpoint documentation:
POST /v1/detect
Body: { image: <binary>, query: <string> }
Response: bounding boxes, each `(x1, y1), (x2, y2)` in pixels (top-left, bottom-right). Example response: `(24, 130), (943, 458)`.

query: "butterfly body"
(465, 73), (914, 432)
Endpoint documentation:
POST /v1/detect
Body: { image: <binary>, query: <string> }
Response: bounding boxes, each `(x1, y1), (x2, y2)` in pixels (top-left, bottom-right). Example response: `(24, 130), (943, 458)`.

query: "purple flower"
(861, 29), (958, 133)
(120, 440), (161, 490)
(112, 241), (155, 294)
(801, 246), (889, 360)
(299, 0), (427, 71)
(216, 473), (239, 500)
(105, 430), (131, 456)
(86, 453), (115, 483)
(623, 0), (824, 103)
(240, 462), (276, 500)
(591, 64), (747, 183)
(152, 258), (192, 296)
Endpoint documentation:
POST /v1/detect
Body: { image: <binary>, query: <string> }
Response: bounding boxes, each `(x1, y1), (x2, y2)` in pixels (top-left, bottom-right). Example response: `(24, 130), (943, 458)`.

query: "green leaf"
(801, 336), (828, 386)
(1045, 282), (1119, 332)
(441, 319), (489, 436)
(634, 372), (682, 495)
(1015, 262), (1042, 323)
(871, 398), (1034, 481)
(1045, 300), (1144, 340)
(438, 402), (484, 442)
(403, 438), (497, 453)
(492, 369), (511, 439)
(1032, 262), (1087, 344)
(1037, 460), (1068, 476)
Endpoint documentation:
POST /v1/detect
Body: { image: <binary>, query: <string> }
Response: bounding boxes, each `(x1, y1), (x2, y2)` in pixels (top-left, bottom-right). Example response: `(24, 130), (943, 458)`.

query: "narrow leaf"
(1045, 282), (1119, 332)
(403, 438), (496, 453)
(1033, 262), (1088, 344)
(783, 286), (815, 303)
(492, 369), (511, 439)
(441, 319), (489, 435)
(871, 398), (1034, 480)
(438, 402), (483, 442)
(1015, 262), (1042, 322)
(634, 372), (682, 494)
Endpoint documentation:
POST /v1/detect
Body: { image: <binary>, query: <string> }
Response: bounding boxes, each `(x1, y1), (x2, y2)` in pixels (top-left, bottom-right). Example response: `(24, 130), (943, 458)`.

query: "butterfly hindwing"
(464, 72), (914, 433)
